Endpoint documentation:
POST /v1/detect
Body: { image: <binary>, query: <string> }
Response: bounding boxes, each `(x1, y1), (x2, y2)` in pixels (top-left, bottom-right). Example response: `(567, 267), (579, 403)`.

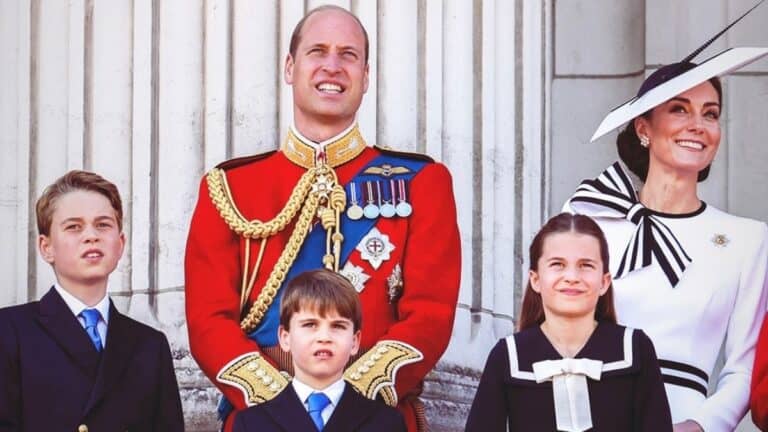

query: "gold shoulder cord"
(206, 164), (346, 334)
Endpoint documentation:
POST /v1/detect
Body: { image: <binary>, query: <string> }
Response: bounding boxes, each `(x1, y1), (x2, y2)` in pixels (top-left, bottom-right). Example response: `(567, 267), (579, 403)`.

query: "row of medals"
(346, 179), (412, 220)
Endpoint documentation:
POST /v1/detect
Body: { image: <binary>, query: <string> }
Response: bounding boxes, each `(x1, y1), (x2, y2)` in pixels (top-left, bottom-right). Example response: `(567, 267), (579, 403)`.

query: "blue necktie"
(79, 309), (103, 353)
(307, 392), (331, 431)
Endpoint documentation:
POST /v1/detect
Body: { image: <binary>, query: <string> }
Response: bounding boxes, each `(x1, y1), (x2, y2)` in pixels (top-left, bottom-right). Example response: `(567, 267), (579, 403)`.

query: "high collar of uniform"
(282, 123), (367, 169)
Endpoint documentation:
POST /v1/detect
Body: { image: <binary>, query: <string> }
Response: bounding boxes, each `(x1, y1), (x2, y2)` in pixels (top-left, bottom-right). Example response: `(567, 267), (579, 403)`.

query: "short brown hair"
(280, 269), (362, 331)
(36, 170), (123, 236)
(518, 213), (617, 331)
(288, 5), (369, 63)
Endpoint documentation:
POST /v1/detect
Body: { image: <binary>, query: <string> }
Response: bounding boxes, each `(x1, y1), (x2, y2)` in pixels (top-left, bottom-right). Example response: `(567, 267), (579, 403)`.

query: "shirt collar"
(290, 121), (358, 151)
(292, 376), (346, 408)
(54, 283), (111, 324)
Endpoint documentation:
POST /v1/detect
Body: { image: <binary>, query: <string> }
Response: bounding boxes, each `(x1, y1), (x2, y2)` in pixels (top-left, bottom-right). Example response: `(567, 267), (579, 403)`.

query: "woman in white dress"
(564, 9), (768, 431)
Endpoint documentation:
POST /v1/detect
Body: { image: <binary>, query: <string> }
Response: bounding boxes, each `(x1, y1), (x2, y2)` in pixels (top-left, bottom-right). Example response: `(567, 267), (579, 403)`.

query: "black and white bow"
(568, 162), (692, 287)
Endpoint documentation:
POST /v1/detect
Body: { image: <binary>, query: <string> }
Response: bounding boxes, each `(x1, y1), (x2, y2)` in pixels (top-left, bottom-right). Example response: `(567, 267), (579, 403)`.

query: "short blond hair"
(36, 170), (123, 236)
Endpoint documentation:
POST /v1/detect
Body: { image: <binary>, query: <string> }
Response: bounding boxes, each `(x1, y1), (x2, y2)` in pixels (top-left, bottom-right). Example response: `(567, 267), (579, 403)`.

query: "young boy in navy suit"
(0, 170), (184, 431)
(232, 269), (406, 432)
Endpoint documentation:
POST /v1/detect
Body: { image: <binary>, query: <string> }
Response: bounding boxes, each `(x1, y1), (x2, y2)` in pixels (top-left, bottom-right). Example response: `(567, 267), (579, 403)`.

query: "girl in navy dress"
(465, 213), (672, 431)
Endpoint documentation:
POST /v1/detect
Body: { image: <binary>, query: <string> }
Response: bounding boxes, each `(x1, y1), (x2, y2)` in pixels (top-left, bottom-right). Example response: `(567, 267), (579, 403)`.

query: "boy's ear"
(278, 325), (291, 353)
(350, 329), (361, 356)
(118, 231), (126, 258)
(38, 235), (55, 264)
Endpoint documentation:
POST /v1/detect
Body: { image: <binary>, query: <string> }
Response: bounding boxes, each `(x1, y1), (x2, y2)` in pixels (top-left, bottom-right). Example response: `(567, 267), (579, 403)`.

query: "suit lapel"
(264, 385), (319, 431)
(35, 287), (101, 378)
(324, 382), (375, 432)
(82, 301), (139, 416)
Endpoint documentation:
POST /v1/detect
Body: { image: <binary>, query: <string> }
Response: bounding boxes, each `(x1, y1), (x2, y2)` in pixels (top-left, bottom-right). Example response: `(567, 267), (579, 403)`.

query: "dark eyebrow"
(669, 97), (720, 109)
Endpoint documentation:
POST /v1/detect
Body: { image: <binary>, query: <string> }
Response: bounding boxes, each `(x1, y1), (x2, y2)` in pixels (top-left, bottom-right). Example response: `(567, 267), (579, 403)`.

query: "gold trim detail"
(344, 340), (424, 406)
(282, 125), (367, 169)
(206, 163), (347, 333)
(217, 352), (291, 406)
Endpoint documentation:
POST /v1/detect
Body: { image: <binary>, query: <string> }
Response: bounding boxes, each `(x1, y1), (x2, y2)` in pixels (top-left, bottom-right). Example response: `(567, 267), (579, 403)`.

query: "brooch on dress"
(711, 233), (730, 248)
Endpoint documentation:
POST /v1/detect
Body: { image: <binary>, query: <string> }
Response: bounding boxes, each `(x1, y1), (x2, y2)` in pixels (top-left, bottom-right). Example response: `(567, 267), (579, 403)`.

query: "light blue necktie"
(307, 392), (331, 431)
(79, 308), (103, 353)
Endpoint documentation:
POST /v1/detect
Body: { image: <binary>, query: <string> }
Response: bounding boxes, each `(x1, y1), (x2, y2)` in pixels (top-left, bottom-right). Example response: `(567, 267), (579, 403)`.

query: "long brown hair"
(517, 213), (617, 331)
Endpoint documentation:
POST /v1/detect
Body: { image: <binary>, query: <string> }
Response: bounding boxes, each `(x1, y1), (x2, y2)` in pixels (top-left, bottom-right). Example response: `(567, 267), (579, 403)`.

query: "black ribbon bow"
(568, 162), (693, 287)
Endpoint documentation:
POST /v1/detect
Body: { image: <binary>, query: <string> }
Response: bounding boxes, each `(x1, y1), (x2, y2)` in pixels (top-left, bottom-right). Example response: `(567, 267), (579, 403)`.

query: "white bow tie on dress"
(532, 358), (604, 432)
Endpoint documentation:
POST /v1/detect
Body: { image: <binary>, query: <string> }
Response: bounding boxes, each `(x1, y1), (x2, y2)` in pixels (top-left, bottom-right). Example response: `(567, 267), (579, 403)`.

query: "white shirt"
(292, 377), (346, 424)
(54, 283), (110, 347)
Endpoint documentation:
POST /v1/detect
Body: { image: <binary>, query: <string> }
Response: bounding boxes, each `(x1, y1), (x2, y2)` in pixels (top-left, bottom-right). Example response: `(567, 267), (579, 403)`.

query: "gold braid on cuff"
(344, 340), (424, 406)
(206, 164), (347, 334)
(217, 352), (291, 406)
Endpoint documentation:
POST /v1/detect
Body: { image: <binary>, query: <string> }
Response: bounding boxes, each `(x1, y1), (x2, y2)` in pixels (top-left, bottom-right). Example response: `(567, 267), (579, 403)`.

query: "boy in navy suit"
(232, 269), (406, 432)
(0, 170), (184, 431)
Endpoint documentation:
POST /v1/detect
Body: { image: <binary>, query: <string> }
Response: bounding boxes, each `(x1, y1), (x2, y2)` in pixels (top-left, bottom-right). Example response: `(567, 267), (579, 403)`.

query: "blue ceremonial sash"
(248, 153), (427, 347)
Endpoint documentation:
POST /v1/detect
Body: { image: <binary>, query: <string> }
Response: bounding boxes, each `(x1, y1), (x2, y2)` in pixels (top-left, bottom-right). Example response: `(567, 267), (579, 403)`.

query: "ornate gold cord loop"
(207, 162), (347, 334)
(206, 167), (317, 239)
(239, 192), (320, 333)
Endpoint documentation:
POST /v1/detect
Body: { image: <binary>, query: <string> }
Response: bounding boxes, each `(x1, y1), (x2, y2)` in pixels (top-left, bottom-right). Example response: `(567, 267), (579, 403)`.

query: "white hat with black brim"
(590, 0), (768, 143)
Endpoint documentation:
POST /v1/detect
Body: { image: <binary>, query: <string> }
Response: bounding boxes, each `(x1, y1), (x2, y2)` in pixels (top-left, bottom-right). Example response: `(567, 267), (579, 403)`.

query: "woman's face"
(635, 81), (721, 179)
(530, 231), (611, 322)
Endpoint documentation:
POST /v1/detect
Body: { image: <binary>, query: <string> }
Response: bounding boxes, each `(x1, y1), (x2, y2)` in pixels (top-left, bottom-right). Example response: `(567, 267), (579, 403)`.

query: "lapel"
(263, 385), (319, 431)
(82, 301), (140, 416)
(323, 383), (376, 432)
(35, 287), (101, 378)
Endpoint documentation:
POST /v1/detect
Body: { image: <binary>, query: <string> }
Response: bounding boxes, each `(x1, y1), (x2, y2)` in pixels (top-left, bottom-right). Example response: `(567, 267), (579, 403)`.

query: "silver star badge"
(356, 227), (395, 270)
(339, 262), (370, 293)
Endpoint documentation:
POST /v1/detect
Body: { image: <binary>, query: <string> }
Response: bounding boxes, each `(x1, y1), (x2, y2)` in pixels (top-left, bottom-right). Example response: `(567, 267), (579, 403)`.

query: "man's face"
(279, 306), (360, 390)
(38, 190), (125, 293)
(285, 9), (369, 133)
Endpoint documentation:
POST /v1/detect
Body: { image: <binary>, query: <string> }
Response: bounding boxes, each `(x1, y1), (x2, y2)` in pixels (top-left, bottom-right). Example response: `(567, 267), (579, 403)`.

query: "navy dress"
(465, 322), (672, 431)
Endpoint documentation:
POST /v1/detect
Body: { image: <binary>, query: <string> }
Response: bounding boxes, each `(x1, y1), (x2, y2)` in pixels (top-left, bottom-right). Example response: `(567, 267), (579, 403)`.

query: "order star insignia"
(356, 227), (395, 270)
(339, 262), (371, 293)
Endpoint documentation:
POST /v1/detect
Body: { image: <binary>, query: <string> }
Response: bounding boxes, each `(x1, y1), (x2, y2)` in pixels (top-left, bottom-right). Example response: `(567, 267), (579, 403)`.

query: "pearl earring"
(639, 135), (649, 148)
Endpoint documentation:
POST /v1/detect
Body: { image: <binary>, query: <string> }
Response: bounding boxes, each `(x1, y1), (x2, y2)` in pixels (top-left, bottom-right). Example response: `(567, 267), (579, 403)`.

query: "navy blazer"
(0, 287), (184, 432)
(232, 381), (406, 432)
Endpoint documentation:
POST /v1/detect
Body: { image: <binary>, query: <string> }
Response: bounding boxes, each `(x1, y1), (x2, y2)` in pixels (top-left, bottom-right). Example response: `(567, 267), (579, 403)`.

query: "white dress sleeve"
(691, 222), (768, 431)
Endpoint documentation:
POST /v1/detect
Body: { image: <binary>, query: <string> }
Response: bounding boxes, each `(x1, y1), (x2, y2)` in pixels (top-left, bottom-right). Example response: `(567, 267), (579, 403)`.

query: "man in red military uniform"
(184, 6), (461, 431)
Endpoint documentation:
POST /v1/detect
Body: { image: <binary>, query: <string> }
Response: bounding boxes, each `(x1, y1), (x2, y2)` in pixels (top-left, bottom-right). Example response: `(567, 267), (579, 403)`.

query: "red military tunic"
(752, 315), (768, 430)
(185, 125), (461, 431)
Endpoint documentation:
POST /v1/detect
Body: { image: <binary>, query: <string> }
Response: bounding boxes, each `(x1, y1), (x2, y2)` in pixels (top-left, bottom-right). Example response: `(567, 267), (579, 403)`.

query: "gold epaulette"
(374, 145), (435, 163)
(217, 352), (291, 405)
(344, 340), (424, 406)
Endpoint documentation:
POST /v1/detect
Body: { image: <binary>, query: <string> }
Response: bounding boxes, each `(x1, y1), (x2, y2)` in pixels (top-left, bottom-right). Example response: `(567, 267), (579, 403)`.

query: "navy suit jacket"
(0, 287), (184, 431)
(232, 381), (406, 432)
